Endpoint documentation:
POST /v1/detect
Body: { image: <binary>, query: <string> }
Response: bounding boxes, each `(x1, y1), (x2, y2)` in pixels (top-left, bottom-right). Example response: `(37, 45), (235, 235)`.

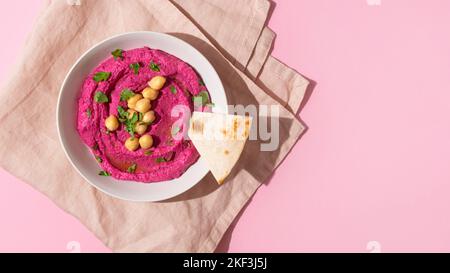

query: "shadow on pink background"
(2, 0), (450, 252)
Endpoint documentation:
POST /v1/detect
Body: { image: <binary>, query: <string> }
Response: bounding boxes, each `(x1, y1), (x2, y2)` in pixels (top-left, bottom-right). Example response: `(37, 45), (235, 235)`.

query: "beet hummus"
(77, 47), (211, 183)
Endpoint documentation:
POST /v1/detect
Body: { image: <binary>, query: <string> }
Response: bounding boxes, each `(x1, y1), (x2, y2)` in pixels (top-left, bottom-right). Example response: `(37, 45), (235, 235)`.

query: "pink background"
(1, 0), (450, 252)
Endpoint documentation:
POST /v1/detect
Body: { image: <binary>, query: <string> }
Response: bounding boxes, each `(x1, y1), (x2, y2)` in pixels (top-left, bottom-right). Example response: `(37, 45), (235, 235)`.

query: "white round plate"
(57, 31), (227, 202)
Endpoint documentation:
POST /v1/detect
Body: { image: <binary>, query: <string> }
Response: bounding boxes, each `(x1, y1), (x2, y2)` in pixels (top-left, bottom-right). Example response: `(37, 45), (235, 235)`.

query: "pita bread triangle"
(188, 111), (252, 185)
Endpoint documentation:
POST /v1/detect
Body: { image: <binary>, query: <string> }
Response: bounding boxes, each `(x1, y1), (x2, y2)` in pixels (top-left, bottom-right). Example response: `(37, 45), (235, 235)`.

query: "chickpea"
(142, 111), (156, 124)
(125, 137), (139, 151)
(127, 94), (143, 109)
(148, 76), (166, 90)
(134, 98), (151, 113)
(105, 115), (119, 131)
(134, 122), (148, 135)
(139, 135), (153, 149)
(142, 87), (159, 100)
(127, 109), (137, 119)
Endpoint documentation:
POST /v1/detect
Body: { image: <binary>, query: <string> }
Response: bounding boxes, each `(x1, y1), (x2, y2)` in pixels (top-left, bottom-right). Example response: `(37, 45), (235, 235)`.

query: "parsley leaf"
(117, 105), (138, 136)
(93, 72), (111, 82)
(117, 106), (128, 122)
(155, 157), (166, 163)
(86, 108), (92, 118)
(149, 61), (160, 72)
(124, 112), (138, 136)
(111, 49), (123, 60)
(192, 91), (210, 106)
(120, 89), (136, 101)
(127, 163), (137, 173)
(144, 150), (153, 156)
(98, 170), (110, 176)
(198, 78), (205, 86)
(170, 86), (177, 94)
(171, 125), (181, 137)
(92, 143), (99, 150)
(155, 152), (174, 163)
(94, 92), (109, 103)
(130, 63), (140, 75)
(95, 156), (102, 163)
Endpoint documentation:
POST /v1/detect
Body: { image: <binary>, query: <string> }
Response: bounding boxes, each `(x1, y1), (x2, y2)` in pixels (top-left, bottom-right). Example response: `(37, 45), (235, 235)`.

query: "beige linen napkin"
(0, 0), (309, 252)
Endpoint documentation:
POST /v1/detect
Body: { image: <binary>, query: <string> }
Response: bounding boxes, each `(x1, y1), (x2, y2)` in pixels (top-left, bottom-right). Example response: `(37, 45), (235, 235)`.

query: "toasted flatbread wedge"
(188, 112), (252, 185)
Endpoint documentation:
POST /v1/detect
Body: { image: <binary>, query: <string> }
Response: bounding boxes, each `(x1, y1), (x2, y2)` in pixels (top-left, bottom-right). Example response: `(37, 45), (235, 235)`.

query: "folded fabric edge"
(169, 0), (271, 72)
(234, 0), (272, 71)
(200, 120), (306, 252)
(258, 56), (310, 114)
(246, 27), (276, 81)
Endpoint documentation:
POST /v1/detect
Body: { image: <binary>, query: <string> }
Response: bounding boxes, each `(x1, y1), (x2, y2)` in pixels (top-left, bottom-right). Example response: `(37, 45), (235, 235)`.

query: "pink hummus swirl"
(76, 47), (210, 183)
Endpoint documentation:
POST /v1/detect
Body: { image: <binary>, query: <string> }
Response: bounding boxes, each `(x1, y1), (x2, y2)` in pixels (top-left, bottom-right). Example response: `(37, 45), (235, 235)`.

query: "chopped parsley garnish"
(120, 88), (136, 101)
(117, 106), (139, 136)
(155, 152), (174, 163)
(155, 157), (167, 163)
(95, 156), (102, 163)
(98, 170), (110, 176)
(111, 49), (123, 60)
(170, 86), (177, 94)
(117, 106), (127, 122)
(94, 91), (109, 103)
(93, 72), (111, 82)
(198, 78), (205, 86)
(86, 108), (92, 118)
(149, 61), (160, 72)
(127, 163), (137, 173)
(130, 63), (140, 75)
(92, 143), (99, 150)
(144, 150), (153, 156)
(192, 91), (210, 106)
(126, 112), (139, 135)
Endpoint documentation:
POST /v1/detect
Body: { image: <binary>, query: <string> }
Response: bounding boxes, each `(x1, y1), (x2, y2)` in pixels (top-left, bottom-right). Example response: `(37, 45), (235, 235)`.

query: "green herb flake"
(92, 143), (99, 151)
(127, 163), (137, 173)
(155, 157), (167, 163)
(155, 152), (174, 163)
(130, 63), (140, 75)
(120, 88), (136, 101)
(95, 156), (103, 163)
(149, 61), (160, 72)
(98, 170), (110, 176)
(144, 150), (153, 156)
(192, 91), (210, 106)
(111, 49), (123, 60)
(94, 92), (109, 103)
(198, 78), (205, 86)
(93, 72), (111, 83)
(86, 108), (92, 118)
(117, 105), (128, 122)
(117, 105), (138, 136)
(171, 125), (181, 137)
(125, 112), (138, 136)
(170, 86), (177, 94)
